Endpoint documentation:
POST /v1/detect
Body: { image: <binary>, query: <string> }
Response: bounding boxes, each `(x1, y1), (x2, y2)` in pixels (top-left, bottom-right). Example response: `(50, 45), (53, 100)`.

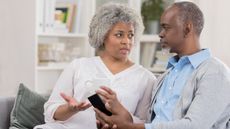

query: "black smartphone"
(88, 94), (112, 116)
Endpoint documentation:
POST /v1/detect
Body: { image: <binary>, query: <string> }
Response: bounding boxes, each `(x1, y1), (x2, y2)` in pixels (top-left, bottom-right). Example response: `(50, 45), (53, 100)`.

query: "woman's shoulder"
(70, 56), (98, 66)
(134, 64), (156, 79)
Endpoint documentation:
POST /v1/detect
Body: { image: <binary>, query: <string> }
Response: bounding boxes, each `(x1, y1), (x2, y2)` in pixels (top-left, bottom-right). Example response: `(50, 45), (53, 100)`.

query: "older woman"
(34, 3), (156, 129)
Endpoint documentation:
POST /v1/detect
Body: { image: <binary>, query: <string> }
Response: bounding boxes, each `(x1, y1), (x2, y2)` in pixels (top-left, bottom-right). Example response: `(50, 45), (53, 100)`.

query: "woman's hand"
(60, 92), (91, 112)
(53, 93), (91, 121)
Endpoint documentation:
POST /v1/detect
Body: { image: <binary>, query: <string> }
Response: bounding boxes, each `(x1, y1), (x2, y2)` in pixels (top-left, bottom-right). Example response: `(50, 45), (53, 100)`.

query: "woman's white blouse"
(42, 57), (156, 129)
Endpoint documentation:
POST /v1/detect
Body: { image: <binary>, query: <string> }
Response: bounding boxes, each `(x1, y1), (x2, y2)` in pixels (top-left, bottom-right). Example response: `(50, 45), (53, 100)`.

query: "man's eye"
(164, 26), (170, 30)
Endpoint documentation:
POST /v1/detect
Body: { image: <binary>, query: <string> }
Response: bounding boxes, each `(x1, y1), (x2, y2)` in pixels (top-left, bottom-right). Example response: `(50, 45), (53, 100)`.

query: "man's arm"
(95, 68), (230, 129)
(94, 108), (145, 129)
(95, 86), (146, 129)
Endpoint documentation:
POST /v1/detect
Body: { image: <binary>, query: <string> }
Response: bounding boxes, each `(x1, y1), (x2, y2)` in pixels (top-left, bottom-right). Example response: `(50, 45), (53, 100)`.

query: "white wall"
(0, 0), (35, 96)
(198, 0), (230, 66)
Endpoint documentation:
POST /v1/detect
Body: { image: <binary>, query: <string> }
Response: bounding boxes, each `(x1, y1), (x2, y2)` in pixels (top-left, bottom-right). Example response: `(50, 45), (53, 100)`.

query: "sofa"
(0, 84), (50, 129)
(0, 97), (15, 129)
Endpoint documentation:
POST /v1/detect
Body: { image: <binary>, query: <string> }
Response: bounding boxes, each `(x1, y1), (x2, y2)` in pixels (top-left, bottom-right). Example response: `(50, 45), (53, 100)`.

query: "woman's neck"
(99, 54), (134, 74)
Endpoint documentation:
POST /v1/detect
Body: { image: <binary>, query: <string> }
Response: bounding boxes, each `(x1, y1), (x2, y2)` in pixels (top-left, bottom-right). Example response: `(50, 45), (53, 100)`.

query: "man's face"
(159, 6), (185, 54)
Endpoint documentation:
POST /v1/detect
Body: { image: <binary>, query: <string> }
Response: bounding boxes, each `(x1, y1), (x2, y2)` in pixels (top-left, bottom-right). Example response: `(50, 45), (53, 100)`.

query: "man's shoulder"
(195, 57), (230, 77)
(200, 57), (229, 71)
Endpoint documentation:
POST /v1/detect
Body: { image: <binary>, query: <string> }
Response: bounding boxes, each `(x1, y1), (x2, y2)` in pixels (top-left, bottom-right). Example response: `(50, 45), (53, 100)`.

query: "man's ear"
(183, 21), (193, 37)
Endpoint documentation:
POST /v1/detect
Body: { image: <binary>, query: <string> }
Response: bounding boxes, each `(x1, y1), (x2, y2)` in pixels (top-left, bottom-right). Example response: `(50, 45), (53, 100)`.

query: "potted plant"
(141, 0), (164, 34)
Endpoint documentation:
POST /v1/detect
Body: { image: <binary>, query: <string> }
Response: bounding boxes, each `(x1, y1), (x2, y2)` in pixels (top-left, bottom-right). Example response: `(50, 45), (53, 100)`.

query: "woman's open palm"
(60, 92), (91, 112)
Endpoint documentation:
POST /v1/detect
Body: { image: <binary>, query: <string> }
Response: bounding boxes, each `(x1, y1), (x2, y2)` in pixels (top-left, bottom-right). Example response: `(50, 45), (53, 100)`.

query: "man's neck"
(177, 37), (201, 57)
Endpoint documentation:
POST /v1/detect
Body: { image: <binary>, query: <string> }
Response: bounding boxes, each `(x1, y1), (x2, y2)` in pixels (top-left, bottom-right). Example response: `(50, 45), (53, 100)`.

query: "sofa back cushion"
(0, 97), (15, 129)
(9, 83), (49, 129)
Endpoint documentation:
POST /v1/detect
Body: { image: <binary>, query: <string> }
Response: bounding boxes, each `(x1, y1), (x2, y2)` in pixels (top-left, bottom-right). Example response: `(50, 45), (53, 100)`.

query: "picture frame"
(54, 2), (76, 33)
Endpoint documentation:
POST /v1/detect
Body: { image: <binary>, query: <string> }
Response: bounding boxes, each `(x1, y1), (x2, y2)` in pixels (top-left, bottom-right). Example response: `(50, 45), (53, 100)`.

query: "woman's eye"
(115, 33), (122, 37)
(128, 33), (134, 38)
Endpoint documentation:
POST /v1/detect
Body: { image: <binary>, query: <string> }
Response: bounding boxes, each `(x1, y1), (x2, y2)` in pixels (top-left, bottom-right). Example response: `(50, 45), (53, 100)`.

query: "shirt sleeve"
(145, 67), (230, 129)
(44, 59), (81, 123)
(133, 71), (156, 123)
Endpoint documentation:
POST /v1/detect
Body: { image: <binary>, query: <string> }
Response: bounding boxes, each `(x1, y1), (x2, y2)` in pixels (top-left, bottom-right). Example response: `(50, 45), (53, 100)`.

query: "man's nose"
(159, 30), (164, 39)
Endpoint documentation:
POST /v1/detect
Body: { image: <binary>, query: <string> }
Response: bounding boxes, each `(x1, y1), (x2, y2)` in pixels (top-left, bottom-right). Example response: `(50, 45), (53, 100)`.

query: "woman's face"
(103, 22), (134, 60)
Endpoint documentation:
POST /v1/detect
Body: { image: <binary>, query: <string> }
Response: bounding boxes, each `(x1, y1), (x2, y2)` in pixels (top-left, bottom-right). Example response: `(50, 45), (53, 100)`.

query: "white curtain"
(197, 0), (230, 66)
(174, 0), (230, 66)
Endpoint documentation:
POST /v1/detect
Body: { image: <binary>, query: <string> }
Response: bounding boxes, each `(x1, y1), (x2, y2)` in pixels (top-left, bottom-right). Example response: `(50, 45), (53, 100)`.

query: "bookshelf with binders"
(35, 0), (95, 94)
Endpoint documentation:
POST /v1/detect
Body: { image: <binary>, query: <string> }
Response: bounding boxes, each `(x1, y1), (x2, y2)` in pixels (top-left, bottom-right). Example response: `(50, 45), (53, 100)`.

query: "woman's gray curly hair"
(88, 3), (144, 49)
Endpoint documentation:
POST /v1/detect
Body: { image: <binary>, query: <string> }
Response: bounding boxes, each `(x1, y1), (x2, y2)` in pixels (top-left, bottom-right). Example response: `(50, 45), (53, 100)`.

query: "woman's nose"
(121, 36), (132, 45)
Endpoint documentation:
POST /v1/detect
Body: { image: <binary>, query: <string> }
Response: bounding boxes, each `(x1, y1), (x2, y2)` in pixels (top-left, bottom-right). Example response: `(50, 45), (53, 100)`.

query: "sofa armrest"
(0, 97), (15, 129)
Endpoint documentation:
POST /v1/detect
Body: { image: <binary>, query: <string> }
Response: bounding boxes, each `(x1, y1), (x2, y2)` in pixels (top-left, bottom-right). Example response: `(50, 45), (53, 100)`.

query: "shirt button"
(156, 115), (160, 118)
(175, 69), (178, 72)
(169, 86), (173, 90)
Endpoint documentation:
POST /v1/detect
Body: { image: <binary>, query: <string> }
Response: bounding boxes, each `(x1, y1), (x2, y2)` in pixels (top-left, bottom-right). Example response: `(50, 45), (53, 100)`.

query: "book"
(36, 0), (45, 33)
(44, 0), (55, 33)
(53, 2), (76, 33)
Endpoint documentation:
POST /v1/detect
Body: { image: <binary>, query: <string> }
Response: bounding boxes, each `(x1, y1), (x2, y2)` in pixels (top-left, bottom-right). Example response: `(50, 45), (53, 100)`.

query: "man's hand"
(95, 86), (133, 129)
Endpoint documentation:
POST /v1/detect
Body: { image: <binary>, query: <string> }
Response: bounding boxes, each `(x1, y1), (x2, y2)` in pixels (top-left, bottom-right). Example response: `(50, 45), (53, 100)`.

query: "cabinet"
(35, 0), (171, 94)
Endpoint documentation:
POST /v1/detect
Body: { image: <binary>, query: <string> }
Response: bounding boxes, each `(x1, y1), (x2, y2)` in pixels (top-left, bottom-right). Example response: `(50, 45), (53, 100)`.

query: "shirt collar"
(167, 49), (211, 69)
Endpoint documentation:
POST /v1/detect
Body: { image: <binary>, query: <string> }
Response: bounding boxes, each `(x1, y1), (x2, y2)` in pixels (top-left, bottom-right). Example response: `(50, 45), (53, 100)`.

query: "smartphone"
(88, 94), (112, 116)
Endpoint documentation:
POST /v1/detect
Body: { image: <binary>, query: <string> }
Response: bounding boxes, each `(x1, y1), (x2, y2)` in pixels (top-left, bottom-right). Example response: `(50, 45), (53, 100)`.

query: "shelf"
(140, 34), (160, 43)
(36, 62), (69, 71)
(37, 33), (87, 38)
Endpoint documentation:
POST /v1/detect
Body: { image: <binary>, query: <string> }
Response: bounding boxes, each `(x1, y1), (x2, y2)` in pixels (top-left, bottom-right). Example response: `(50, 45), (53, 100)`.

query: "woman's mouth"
(120, 48), (130, 55)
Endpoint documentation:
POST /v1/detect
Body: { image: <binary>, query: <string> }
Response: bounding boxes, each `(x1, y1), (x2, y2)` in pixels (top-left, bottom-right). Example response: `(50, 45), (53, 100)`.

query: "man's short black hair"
(174, 2), (204, 36)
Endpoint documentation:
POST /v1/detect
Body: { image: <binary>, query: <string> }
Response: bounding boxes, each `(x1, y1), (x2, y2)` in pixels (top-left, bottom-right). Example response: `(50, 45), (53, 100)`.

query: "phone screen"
(88, 94), (112, 116)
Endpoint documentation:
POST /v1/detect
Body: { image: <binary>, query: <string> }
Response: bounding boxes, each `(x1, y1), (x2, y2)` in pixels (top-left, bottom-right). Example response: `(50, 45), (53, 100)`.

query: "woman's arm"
(44, 59), (90, 122)
(53, 93), (90, 121)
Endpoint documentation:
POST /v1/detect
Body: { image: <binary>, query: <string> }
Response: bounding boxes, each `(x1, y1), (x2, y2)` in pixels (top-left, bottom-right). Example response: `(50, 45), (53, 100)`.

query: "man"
(94, 1), (230, 129)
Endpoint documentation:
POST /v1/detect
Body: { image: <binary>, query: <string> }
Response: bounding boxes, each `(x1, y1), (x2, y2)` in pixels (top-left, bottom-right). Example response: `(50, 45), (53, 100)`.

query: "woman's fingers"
(77, 102), (91, 111)
(60, 92), (79, 105)
(60, 92), (91, 112)
(60, 92), (71, 102)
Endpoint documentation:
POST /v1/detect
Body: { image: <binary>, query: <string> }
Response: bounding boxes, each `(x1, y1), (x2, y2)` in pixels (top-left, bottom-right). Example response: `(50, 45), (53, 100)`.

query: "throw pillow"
(10, 83), (49, 129)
